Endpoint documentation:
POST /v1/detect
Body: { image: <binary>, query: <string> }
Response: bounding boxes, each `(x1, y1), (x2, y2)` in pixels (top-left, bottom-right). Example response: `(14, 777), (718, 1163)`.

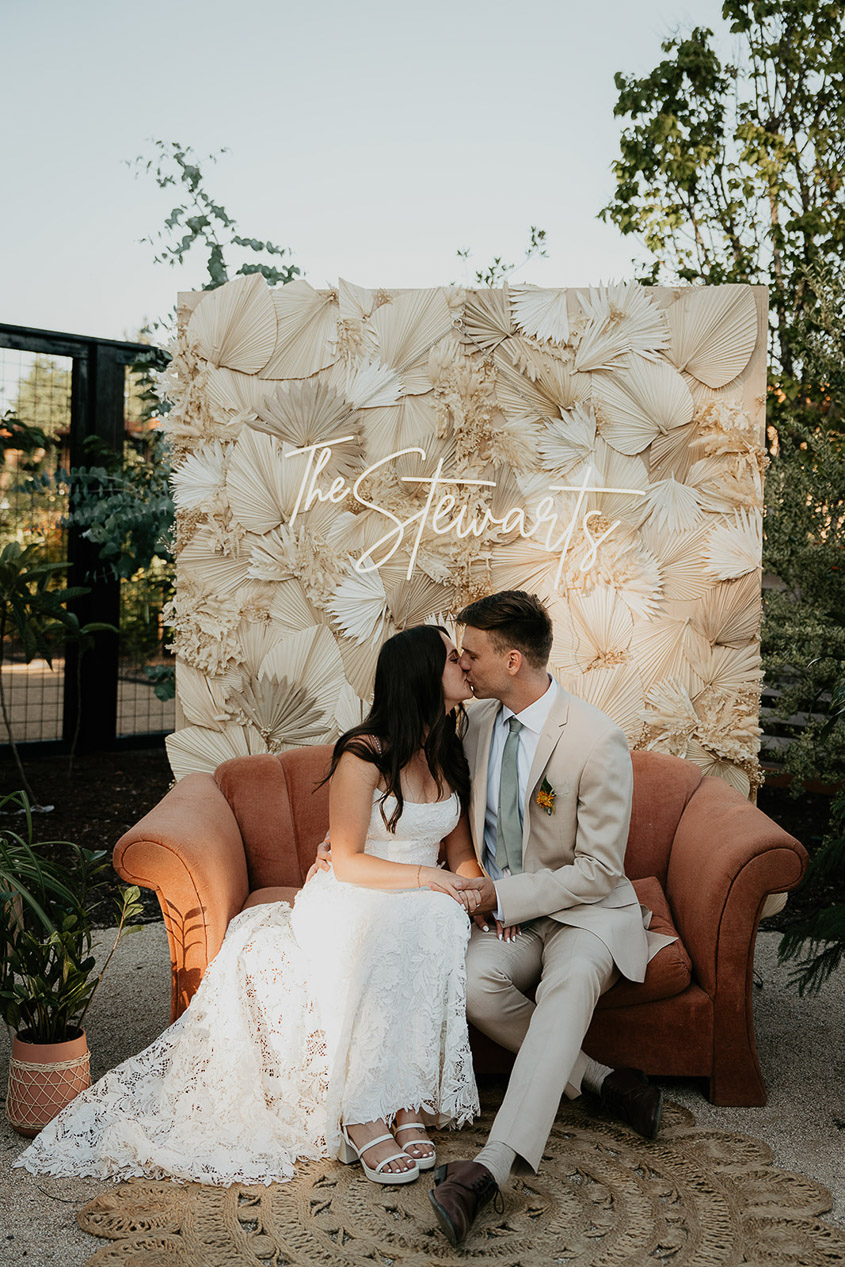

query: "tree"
(7, 356), (71, 444)
(600, 0), (845, 382)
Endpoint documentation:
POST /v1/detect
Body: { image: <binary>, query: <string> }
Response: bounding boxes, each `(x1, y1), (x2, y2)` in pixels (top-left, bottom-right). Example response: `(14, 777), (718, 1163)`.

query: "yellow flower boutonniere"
(536, 777), (556, 815)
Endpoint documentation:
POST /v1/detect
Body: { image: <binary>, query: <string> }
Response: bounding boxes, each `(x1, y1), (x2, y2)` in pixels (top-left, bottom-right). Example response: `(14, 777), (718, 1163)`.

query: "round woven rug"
(77, 1096), (845, 1266)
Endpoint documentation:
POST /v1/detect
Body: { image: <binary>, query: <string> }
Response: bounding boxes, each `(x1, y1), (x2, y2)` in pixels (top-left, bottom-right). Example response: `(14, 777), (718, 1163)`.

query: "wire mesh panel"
(0, 347), (71, 743)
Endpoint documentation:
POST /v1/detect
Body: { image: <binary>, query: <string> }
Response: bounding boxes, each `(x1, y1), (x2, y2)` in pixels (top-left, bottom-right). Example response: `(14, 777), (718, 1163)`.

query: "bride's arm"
(443, 814), (484, 879)
(328, 752), (474, 905)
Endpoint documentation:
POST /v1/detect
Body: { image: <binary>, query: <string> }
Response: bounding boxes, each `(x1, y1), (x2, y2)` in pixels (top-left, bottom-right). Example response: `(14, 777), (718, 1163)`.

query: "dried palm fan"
(606, 540), (664, 622)
(640, 521), (714, 601)
(204, 366), (277, 418)
(267, 579), (321, 635)
(509, 285), (571, 346)
(459, 288), (514, 352)
(178, 524), (255, 597)
(338, 277), (377, 324)
(259, 620), (346, 720)
(336, 629), (385, 703)
(335, 681), (367, 734)
(565, 586), (635, 672)
(592, 357), (694, 455)
(705, 508), (762, 581)
(687, 454), (764, 513)
(391, 427), (459, 488)
(684, 738), (751, 796)
(639, 676), (700, 754)
(247, 520), (341, 598)
(538, 403), (597, 478)
(259, 280), (339, 380)
(666, 284), (758, 389)
(329, 357), (404, 410)
(186, 273), (277, 374)
(490, 537), (562, 595)
(637, 476), (704, 534)
(381, 569), (454, 630)
(236, 614), (307, 678)
(684, 642), (763, 696)
(572, 662), (645, 743)
(648, 420), (699, 482)
(629, 613), (709, 694)
(568, 436), (649, 524)
(362, 392), (439, 465)
(251, 379), (361, 474)
(368, 288), (454, 395)
(493, 353), (586, 427)
(226, 428), (303, 535)
(573, 282), (669, 372)
(166, 722), (263, 781)
(328, 565), (391, 646)
(225, 675), (332, 751)
(691, 574), (761, 648)
(171, 442), (227, 513)
(175, 661), (231, 731)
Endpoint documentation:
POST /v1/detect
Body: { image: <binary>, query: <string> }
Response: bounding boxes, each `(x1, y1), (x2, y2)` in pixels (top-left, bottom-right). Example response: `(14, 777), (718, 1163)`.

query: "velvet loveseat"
(114, 746), (807, 1107)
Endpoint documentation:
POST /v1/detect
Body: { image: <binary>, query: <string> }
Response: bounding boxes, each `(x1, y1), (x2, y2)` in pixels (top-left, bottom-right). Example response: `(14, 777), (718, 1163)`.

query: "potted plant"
(1, 790), (143, 1136)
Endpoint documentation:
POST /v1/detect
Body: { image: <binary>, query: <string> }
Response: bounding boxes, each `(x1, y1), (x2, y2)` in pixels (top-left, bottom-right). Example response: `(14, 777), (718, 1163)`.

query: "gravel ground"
(1, 927), (843, 1266)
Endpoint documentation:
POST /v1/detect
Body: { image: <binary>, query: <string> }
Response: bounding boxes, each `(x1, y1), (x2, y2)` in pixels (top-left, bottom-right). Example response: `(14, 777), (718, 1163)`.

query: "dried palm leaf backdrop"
(162, 277), (767, 797)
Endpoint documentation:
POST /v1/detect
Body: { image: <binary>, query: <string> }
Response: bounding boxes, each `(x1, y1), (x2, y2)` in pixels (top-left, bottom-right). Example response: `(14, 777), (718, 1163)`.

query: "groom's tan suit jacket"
(463, 688), (651, 983)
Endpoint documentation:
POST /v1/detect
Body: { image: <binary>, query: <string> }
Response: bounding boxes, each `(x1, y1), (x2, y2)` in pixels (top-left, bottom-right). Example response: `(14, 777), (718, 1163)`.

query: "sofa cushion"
(241, 886), (301, 912)
(596, 875), (692, 1009)
(626, 752), (702, 884)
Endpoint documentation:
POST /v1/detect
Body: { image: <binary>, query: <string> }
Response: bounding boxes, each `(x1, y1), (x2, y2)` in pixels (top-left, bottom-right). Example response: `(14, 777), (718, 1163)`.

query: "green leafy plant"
(456, 226), (549, 287)
(0, 790), (144, 1043)
(132, 140), (301, 291)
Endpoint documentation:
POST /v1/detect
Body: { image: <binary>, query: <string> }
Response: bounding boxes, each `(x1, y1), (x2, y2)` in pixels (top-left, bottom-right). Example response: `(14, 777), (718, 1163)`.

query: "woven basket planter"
(6, 1031), (91, 1138)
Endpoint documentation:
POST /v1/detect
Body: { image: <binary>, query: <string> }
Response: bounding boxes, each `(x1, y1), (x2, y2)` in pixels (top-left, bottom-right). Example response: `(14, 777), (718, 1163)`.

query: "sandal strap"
(356, 1131), (396, 1155)
(394, 1121), (427, 1132)
(373, 1150), (416, 1173)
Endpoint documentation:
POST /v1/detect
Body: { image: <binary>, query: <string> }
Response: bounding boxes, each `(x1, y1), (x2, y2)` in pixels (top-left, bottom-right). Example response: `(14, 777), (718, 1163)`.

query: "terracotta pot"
(6, 1030), (91, 1138)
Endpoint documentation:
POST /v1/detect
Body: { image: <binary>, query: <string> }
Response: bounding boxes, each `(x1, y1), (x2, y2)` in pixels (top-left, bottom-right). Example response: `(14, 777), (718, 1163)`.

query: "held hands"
(423, 871), (497, 916)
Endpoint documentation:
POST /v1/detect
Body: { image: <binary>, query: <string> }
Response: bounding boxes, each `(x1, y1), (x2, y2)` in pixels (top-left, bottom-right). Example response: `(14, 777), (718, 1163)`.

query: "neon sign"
(285, 436), (646, 587)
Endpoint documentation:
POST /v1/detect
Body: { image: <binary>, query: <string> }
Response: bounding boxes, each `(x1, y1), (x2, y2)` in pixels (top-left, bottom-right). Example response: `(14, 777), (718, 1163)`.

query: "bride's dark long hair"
(323, 624), (470, 831)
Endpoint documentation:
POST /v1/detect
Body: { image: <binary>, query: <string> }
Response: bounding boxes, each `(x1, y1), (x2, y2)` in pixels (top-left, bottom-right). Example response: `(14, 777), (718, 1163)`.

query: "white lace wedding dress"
(16, 791), (479, 1185)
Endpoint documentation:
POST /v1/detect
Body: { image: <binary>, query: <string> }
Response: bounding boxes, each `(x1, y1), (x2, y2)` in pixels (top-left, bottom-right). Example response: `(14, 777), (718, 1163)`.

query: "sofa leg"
(707, 1049), (767, 1106)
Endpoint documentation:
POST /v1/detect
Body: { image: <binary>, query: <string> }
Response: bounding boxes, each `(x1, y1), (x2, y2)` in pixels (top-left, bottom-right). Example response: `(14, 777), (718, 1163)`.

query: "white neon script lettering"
(285, 440), (645, 582)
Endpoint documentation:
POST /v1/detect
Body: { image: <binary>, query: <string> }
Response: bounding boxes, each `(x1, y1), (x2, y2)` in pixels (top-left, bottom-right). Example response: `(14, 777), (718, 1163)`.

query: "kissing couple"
(19, 590), (668, 1248)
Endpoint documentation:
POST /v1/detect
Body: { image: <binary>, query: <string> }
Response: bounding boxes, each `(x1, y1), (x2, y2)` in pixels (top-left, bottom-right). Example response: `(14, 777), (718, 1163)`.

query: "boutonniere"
(536, 777), (556, 815)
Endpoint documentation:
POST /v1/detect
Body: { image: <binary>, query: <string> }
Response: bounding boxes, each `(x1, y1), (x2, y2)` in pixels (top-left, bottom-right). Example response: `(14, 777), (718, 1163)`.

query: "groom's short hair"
(457, 590), (553, 670)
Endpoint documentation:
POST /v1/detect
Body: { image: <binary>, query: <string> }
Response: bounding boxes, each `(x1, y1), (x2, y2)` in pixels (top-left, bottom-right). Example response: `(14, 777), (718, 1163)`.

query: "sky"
(2, 0), (731, 343)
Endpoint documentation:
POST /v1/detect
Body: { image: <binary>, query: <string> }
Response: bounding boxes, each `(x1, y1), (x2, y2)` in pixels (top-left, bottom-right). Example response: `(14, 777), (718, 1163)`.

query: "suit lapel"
(522, 689), (570, 850)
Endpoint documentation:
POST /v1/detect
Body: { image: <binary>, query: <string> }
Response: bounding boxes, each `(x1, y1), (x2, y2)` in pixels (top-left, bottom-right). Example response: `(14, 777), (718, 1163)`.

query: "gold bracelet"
(416, 865), (422, 888)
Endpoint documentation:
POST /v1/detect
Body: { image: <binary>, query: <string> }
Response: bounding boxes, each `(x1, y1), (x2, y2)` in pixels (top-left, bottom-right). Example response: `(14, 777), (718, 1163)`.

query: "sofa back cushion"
(627, 751), (703, 885)
(215, 746), (332, 890)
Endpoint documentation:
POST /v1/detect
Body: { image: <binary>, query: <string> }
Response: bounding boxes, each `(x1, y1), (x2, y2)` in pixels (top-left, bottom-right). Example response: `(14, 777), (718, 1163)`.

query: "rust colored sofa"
(114, 746), (807, 1106)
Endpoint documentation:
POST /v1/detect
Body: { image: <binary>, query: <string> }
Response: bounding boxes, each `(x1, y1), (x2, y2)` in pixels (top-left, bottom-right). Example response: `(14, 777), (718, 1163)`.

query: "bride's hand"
(422, 868), (482, 912)
(305, 838), (332, 883)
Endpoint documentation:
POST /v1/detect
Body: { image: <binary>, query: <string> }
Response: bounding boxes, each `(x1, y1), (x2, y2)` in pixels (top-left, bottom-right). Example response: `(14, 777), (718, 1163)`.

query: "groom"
(429, 590), (666, 1247)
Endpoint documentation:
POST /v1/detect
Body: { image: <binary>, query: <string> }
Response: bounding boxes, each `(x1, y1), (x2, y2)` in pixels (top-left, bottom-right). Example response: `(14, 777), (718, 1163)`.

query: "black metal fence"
(0, 324), (175, 753)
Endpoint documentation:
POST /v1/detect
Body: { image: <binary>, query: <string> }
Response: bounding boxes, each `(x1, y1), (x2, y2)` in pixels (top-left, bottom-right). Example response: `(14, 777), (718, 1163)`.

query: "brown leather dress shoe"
(600, 1067), (664, 1139)
(429, 1160), (503, 1246)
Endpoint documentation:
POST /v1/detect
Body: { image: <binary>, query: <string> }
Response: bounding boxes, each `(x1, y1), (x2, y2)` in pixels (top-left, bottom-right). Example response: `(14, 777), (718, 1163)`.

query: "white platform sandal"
(338, 1126), (420, 1185)
(393, 1121), (437, 1171)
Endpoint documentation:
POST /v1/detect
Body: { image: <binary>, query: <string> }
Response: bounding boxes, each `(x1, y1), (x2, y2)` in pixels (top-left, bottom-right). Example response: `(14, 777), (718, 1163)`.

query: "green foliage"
(456, 226), (548, 287)
(143, 663), (176, 701)
(132, 140), (300, 290)
(0, 790), (144, 1042)
(62, 432), (174, 581)
(600, 0), (845, 378)
(6, 355), (71, 443)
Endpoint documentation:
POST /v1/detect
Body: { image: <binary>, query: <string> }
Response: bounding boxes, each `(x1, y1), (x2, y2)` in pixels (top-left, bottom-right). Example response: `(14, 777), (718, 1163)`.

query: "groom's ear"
(505, 649), (523, 675)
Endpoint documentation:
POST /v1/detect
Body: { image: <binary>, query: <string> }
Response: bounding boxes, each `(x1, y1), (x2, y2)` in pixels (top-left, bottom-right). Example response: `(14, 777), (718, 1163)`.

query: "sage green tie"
(496, 717), (524, 875)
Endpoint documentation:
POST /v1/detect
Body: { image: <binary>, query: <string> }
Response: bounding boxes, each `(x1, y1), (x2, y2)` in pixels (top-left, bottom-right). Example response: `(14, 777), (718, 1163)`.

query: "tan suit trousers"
(466, 920), (617, 1172)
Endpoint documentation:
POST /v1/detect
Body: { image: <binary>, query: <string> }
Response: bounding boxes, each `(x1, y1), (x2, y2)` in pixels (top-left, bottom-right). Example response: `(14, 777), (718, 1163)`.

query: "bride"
(17, 625), (485, 1187)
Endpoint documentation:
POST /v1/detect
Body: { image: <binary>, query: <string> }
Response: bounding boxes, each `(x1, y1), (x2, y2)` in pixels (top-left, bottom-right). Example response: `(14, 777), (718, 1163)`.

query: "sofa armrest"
(665, 775), (807, 998)
(113, 772), (249, 1020)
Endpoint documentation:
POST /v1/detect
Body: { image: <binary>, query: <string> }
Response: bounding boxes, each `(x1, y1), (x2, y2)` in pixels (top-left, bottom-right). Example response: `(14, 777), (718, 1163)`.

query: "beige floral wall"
(162, 275), (767, 795)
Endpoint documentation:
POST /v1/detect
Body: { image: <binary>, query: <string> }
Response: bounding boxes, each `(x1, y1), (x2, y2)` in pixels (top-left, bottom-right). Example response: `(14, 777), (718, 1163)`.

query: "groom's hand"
(457, 876), (497, 913)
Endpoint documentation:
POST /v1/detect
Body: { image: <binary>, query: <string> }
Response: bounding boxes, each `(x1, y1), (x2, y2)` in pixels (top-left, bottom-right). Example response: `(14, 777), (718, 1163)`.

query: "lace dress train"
(16, 793), (479, 1185)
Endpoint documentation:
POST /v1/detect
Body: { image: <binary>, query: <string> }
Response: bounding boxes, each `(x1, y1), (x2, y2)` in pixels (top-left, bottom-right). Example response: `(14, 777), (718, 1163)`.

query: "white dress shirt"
(484, 677), (559, 919)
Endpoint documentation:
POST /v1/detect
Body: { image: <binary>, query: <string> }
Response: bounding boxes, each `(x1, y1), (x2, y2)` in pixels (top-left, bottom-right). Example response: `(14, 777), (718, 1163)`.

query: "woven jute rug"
(77, 1096), (845, 1266)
